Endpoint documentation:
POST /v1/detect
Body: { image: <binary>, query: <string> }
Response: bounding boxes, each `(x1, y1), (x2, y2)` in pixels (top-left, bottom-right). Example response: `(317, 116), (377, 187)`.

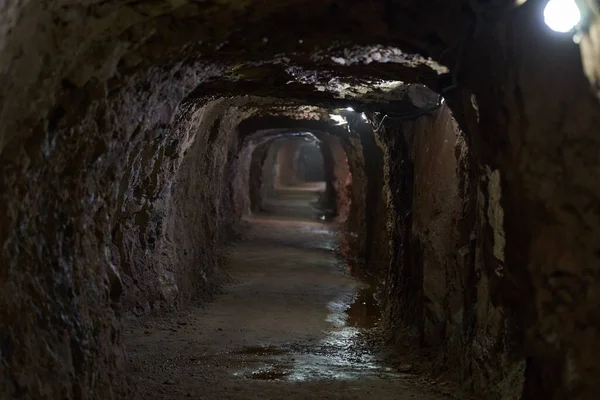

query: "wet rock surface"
(124, 195), (458, 399)
(2, 1), (600, 399)
(373, 105), (525, 399)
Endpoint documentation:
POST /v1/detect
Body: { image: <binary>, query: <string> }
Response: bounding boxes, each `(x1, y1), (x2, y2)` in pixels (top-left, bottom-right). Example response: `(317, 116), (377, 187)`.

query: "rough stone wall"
(403, 107), (467, 350)
(458, 4), (600, 398)
(315, 141), (337, 215)
(259, 141), (281, 210)
(275, 139), (303, 187)
(354, 125), (389, 279)
(323, 135), (351, 223)
(3, 0), (600, 398)
(338, 133), (369, 271)
(0, 72), (266, 398)
(376, 106), (525, 399)
(0, 62), (222, 399)
(376, 115), (420, 345)
(114, 99), (248, 314)
(151, 102), (249, 306)
(580, 0), (600, 96)
(233, 139), (258, 218)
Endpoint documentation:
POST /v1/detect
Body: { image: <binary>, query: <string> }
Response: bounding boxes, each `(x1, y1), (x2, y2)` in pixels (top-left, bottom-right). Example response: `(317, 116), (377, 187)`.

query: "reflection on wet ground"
(245, 366), (290, 380)
(261, 182), (330, 221)
(125, 183), (452, 399)
(231, 281), (397, 383)
(346, 285), (381, 328)
(237, 346), (288, 356)
(242, 215), (340, 253)
(233, 185), (393, 383)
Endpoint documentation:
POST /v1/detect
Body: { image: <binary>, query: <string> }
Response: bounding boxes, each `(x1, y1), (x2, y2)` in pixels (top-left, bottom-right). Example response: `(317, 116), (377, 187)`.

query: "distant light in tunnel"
(329, 114), (348, 126)
(544, 0), (581, 32)
(344, 107), (355, 112)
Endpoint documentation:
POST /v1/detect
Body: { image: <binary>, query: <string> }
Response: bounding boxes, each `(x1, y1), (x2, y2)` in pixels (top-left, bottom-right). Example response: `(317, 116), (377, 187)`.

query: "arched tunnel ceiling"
(186, 70), (442, 111)
(3, 1), (600, 398)
(245, 130), (322, 146)
(2, 0), (596, 155)
(0, 0), (478, 153)
(239, 117), (355, 139)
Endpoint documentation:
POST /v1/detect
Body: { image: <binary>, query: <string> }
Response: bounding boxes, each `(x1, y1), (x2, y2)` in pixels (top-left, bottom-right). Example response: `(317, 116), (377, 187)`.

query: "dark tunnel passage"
(247, 130), (350, 222)
(2, 1), (600, 399)
(295, 141), (325, 183)
(249, 134), (329, 219)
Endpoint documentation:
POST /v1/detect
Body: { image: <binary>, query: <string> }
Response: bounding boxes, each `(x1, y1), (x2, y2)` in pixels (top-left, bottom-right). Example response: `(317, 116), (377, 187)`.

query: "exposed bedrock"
(1, 1), (600, 399)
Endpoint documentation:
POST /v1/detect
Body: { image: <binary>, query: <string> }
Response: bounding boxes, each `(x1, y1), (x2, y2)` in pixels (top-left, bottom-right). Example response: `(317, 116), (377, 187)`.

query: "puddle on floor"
(346, 285), (381, 328)
(232, 282), (404, 383)
(246, 365), (290, 380)
(236, 346), (288, 356)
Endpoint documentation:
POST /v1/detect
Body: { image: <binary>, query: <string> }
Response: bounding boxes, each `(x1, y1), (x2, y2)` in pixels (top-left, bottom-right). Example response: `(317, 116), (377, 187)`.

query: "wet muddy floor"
(124, 189), (454, 399)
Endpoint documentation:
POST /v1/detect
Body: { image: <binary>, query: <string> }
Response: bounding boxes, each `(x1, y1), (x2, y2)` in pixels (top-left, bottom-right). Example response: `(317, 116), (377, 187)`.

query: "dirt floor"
(124, 186), (464, 400)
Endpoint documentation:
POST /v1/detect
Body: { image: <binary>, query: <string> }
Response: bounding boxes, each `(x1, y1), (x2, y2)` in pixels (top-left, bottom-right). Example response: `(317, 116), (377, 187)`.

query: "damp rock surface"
(2, 1), (600, 399)
(124, 194), (459, 400)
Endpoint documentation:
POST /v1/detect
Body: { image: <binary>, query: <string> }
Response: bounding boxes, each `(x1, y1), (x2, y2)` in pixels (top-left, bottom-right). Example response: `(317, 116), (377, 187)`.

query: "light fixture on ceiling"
(544, 0), (581, 33)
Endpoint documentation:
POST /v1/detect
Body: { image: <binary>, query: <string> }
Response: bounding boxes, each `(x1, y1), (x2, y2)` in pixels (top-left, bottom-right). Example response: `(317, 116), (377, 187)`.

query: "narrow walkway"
(125, 192), (450, 399)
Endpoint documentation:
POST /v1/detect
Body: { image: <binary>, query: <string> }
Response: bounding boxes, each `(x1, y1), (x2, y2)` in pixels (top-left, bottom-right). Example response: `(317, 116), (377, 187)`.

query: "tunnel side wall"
(376, 106), (524, 399)
(2, 1), (600, 398)
(276, 140), (303, 187)
(324, 135), (351, 223)
(0, 64), (222, 398)
(114, 100), (249, 314)
(0, 74), (255, 397)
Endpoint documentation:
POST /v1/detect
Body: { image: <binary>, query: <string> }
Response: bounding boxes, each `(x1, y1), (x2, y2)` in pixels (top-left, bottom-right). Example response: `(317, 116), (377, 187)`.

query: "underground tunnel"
(2, 0), (600, 399)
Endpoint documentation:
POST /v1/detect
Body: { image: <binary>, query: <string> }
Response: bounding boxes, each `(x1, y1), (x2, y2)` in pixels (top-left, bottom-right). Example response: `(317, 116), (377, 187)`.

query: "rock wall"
(338, 132), (369, 271)
(322, 135), (352, 223)
(403, 106), (469, 351)
(3, 0), (600, 399)
(0, 73), (295, 397)
(114, 99), (249, 314)
(259, 141), (281, 211)
(354, 124), (389, 279)
(0, 63), (220, 399)
(375, 105), (524, 399)
(275, 139), (303, 187)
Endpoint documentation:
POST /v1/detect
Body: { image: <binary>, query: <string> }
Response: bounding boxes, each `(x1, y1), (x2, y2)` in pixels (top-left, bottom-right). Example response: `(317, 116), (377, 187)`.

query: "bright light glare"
(344, 107), (354, 111)
(329, 114), (347, 125)
(544, 0), (581, 33)
(361, 113), (367, 120)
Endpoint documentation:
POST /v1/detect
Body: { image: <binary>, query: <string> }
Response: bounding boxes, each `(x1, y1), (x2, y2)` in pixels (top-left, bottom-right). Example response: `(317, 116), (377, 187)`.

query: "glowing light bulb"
(544, 0), (581, 33)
